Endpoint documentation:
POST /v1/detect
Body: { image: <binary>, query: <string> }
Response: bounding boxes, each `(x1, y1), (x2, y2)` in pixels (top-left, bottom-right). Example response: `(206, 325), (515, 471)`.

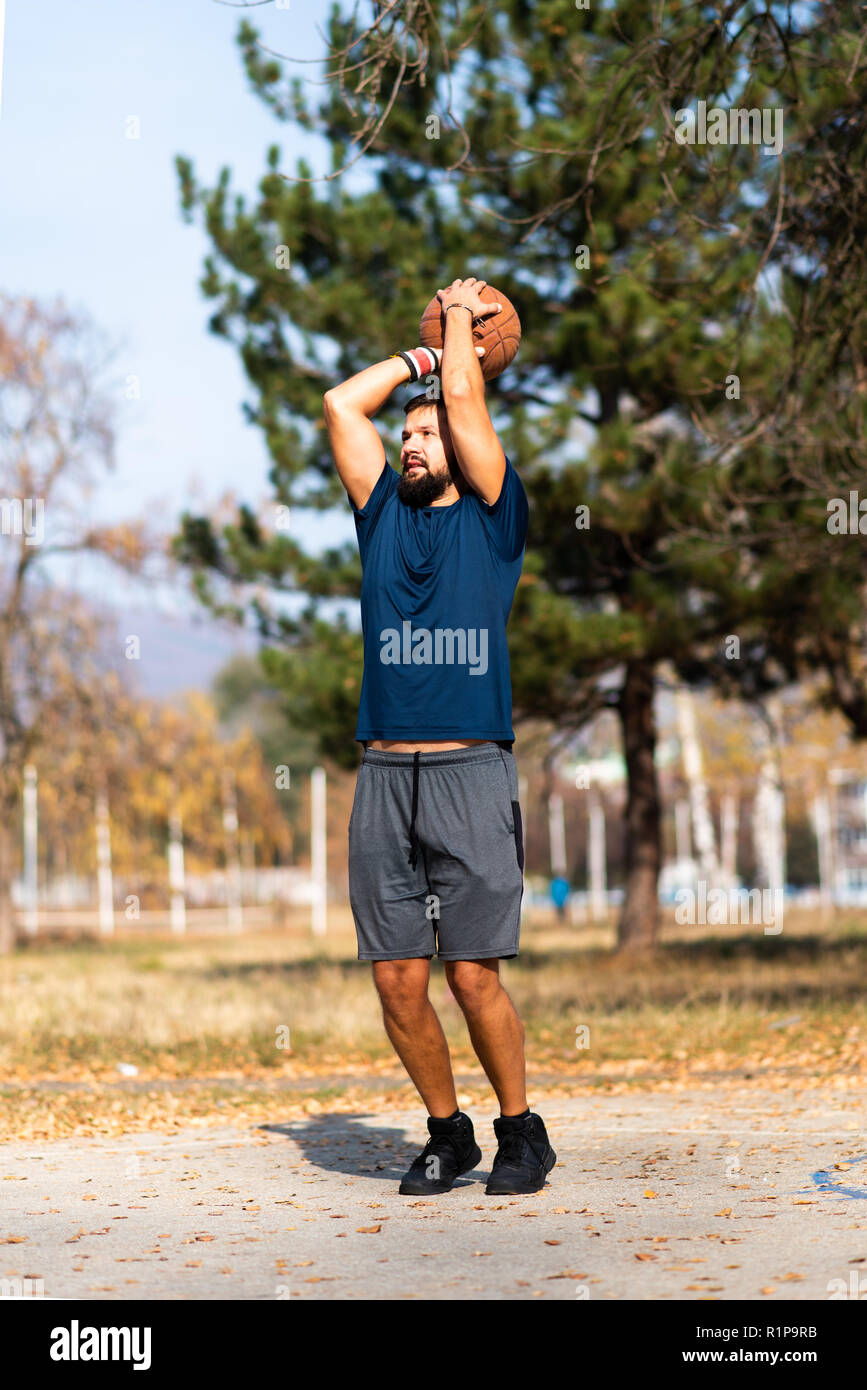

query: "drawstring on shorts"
(402, 743), (512, 870)
(407, 751), (421, 869)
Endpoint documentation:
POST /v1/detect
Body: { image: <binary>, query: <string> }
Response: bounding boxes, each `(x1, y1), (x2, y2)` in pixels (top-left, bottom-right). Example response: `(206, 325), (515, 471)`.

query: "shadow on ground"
(258, 1111), (489, 1188)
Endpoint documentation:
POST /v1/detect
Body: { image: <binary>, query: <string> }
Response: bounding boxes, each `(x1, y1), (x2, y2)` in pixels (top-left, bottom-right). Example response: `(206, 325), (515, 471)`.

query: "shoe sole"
(398, 1143), (483, 1196)
(485, 1145), (557, 1196)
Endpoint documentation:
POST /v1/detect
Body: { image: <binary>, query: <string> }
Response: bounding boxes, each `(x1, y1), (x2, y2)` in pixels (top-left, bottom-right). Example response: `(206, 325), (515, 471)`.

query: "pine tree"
(175, 1), (867, 947)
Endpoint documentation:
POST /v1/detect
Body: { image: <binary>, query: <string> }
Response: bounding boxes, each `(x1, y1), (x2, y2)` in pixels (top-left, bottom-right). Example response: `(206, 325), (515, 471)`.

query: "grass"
(1, 905), (866, 1140)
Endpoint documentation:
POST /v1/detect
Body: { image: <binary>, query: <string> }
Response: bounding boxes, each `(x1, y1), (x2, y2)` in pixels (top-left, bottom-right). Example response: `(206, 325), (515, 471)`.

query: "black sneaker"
(398, 1112), (482, 1195)
(486, 1112), (557, 1195)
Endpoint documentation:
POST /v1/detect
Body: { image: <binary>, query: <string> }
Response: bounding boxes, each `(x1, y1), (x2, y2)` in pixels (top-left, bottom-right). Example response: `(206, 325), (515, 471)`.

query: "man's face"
(398, 407), (454, 507)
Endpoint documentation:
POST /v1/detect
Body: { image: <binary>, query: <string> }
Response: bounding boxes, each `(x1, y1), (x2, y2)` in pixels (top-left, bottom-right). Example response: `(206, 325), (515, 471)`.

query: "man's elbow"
(323, 388), (342, 417)
(442, 375), (482, 405)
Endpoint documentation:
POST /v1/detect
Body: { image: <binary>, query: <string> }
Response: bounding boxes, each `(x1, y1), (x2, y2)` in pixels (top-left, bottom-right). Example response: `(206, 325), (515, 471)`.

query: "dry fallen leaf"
(544, 1239), (562, 1246)
(0, 1236), (27, 1245)
(644, 1190), (658, 1199)
(356, 1225), (382, 1234)
(635, 1252), (657, 1261)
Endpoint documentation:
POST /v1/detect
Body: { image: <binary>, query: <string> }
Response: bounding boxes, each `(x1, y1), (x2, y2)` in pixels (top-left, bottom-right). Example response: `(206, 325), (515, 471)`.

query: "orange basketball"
(419, 283), (521, 381)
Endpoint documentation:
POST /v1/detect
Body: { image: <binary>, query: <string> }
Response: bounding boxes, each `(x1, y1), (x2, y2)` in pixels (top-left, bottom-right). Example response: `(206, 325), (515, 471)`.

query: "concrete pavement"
(1, 1084), (866, 1300)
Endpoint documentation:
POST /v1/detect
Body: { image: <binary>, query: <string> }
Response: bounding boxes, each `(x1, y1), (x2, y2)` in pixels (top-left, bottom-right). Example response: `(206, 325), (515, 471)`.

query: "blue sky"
(1, 0), (357, 681)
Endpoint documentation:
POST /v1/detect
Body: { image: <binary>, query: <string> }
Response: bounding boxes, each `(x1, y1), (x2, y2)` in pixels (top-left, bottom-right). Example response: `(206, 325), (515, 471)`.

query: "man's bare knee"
(445, 959), (501, 1016)
(372, 959), (431, 1023)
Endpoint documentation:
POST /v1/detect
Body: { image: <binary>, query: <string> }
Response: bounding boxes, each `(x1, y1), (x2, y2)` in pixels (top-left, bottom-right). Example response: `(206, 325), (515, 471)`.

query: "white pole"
(675, 687), (721, 884)
(548, 791), (567, 877)
(95, 789), (115, 936)
(22, 764), (38, 935)
(721, 793), (738, 885)
(168, 810), (186, 935)
(828, 779), (840, 905)
(753, 698), (786, 906)
(222, 768), (243, 931)
(811, 792), (834, 914)
(311, 766), (327, 937)
(587, 788), (607, 922)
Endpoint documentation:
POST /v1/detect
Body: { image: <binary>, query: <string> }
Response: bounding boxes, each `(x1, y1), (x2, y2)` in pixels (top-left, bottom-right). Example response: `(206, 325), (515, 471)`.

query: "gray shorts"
(348, 743), (525, 961)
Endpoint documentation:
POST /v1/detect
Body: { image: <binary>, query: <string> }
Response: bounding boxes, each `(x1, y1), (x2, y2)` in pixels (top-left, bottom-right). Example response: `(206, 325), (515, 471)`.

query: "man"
(323, 276), (556, 1197)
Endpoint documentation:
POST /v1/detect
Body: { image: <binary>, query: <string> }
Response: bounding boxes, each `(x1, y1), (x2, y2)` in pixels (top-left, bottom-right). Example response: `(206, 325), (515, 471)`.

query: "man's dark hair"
(403, 392), (444, 416)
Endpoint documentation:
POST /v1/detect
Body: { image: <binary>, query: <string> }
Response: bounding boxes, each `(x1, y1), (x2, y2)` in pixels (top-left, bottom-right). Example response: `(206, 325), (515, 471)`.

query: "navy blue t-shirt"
(351, 458), (528, 742)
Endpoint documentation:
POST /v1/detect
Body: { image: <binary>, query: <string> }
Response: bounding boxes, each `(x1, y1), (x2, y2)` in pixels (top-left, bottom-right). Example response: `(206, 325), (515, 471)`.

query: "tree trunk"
(0, 814), (17, 955)
(617, 658), (661, 951)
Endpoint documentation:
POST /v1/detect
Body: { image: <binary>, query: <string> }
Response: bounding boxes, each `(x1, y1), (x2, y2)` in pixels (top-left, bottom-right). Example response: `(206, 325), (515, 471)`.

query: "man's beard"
(397, 464), (452, 508)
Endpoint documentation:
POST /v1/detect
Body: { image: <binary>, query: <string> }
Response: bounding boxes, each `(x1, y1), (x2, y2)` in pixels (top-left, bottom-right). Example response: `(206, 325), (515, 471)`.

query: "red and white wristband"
(391, 346), (442, 382)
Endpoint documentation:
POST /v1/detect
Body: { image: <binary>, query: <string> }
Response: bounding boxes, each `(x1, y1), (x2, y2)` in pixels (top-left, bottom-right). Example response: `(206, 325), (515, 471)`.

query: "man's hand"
(436, 276), (502, 323)
(429, 344), (486, 369)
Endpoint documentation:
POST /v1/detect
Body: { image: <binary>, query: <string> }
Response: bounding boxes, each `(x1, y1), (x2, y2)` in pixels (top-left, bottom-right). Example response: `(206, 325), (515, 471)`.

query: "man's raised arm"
(437, 277), (507, 507)
(323, 358), (413, 511)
